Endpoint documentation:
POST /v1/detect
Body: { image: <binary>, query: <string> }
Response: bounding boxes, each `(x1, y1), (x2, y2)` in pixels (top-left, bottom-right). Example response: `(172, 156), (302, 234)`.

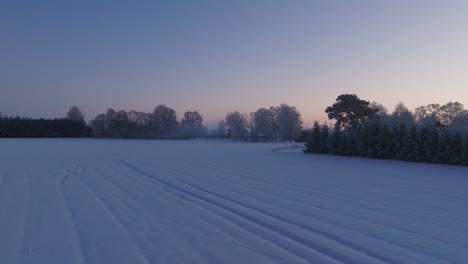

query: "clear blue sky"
(1, 0), (467, 127)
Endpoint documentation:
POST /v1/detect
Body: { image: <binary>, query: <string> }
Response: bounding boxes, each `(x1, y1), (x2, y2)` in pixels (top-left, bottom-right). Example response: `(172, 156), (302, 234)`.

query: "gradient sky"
(1, 1), (468, 127)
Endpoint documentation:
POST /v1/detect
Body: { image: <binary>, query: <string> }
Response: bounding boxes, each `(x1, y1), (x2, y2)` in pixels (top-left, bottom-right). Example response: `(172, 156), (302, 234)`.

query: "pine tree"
(462, 133), (468, 166)
(367, 121), (381, 159)
(348, 128), (360, 156)
(328, 124), (342, 155)
(357, 122), (371, 157)
(450, 132), (463, 165)
(394, 124), (406, 160)
(438, 129), (453, 164)
(377, 124), (394, 159)
(401, 125), (419, 161)
(304, 121), (321, 153)
(418, 127), (432, 163)
(428, 128), (441, 163)
(320, 124), (330, 154)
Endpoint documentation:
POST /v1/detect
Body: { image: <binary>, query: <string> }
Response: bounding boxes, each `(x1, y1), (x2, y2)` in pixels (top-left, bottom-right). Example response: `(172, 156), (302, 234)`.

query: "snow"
(0, 138), (467, 264)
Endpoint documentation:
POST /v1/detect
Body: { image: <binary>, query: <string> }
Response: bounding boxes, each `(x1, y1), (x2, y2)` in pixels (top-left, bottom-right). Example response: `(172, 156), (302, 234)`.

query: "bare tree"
(217, 120), (227, 137)
(369, 101), (390, 122)
(105, 108), (116, 131)
(152, 104), (178, 138)
(270, 106), (279, 140)
(452, 110), (468, 126)
(66, 106), (85, 123)
(181, 111), (206, 137)
(136, 111), (151, 127)
(90, 114), (106, 135)
(225, 111), (247, 140)
(128, 110), (139, 124)
(414, 104), (440, 125)
(246, 112), (256, 140)
(113, 110), (131, 134)
(390, 102), (415, 126)
(277, 103), (303, 141)
(254, 108), (274, 139)
(440, 102), (464, 125)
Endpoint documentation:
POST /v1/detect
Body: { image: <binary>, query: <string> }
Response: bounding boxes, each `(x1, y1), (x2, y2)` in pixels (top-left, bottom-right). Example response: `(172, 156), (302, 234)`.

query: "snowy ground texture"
(1, 139), (467, 264)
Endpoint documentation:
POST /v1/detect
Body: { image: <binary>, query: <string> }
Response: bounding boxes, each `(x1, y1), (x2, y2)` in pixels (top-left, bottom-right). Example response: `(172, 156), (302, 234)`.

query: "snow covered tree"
(245, 112), (257, 140)
(462, 133), (468, 166)
(152, 104), (179, 138)
(66, 106), (85, 123)
(357, 121), (380, 158)
(112, 110), (131, 136)
(418, 127), (432, 163)
(341, 129), (355, 156)
(400, 125), (419, 161)
(438, 129), (453, 164)
(304, 121), (321, 153)
(90, 114), (106, 136)
(225, 111), (247, 140)
(254, 108), (275, 140)
(270, 106), (279, 140)
(369, 101), (390, 123)
(377, 123), (394, 159)
(452, 111), (468, 126)
(105, 108), (116, 131)
(277, 104), (303, 141)
(390, 103), (415, 127)
(414, 104), (440, 125)
(439, 102), (464, 125)
(180, 111), (206, 138)
(327, 124), (342, 155)
(320, 124), (330, 154)
(217, 120), (227, 137)
(428, 128), (441, 163)
(450, 132), (463, 165)
(392, 124), (406, 160)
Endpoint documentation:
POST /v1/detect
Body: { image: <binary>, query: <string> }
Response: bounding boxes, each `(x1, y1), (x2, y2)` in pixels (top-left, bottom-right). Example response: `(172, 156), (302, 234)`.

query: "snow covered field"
(0, 139), (467, 264)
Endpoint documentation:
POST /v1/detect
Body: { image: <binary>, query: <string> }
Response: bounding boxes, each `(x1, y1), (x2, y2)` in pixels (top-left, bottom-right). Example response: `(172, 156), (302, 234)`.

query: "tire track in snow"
(175, 178), (397, 264)
(123, 160), (458, 264)
(56, 170), (86, 264)
(116, 160), (377, 264)
(183, 160), (468, 233)
(174, 177), (455, 264)
(173, 161), (464, 263)
(103, 163), (284, 264)
(176, 165), (467, 257)
(113, 160), (314, 264)
(0, 174), (32, 263)
(108, 161), (308, 264)
(16, 174), (32, 263)
(69, 166), (151, 264)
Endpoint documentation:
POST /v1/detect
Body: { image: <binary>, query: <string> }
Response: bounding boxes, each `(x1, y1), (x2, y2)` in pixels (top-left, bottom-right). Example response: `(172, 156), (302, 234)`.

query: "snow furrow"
(106, 162), (309, 264)
(1, 139), (467, 264)
(56, 172), (86, 264)
(117, 160), (380, 264)
(173, 165), (468, 252)
(69, 168), (151, 264)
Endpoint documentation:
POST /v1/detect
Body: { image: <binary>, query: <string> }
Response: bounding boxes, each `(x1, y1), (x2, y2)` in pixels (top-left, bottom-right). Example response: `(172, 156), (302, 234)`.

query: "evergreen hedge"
(304, 121), (468, 166)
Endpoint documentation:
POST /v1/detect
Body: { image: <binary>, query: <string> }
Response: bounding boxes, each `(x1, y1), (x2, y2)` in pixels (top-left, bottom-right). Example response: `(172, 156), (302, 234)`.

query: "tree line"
(90, 103), (304, 140)
(304, 94), (468, 166)
(0, 106), (90, 138)
(215, 103), (303, 141)
(0, 103), (304, 140)
(90, 105), (207, 139)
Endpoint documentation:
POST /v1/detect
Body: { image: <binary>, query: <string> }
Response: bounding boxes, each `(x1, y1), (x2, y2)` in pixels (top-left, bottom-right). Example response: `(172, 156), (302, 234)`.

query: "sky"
(1, 0), (468, 128)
